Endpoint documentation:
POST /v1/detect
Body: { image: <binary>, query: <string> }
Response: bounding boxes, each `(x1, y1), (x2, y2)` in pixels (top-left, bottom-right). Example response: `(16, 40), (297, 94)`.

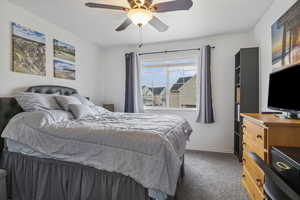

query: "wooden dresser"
(241, 113), (300, 200)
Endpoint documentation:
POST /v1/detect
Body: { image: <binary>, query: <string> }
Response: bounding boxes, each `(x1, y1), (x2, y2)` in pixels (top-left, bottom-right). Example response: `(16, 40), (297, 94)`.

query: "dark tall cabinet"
(234, 47), (259, 161)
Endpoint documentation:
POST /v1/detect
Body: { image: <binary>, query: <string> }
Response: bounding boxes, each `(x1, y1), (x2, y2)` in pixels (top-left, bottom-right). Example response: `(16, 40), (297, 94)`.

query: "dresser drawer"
(241, 113), (300, 200)
(242, 119), (267, 148)
(242, 168), (265, 200)
(243, 151), (264, 193)
(243, 135), (267, 161)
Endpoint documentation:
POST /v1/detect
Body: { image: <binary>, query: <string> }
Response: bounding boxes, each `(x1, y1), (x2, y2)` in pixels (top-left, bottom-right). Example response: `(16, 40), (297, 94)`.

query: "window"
(141, 58), (197, 109)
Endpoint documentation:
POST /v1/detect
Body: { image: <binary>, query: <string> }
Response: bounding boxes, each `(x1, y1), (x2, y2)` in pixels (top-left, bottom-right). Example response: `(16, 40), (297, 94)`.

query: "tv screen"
(268, 64), (300, 113)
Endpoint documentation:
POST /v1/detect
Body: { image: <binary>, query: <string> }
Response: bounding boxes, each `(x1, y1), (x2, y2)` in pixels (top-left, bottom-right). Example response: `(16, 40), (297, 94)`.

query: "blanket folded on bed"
(2, 109), (192, 196)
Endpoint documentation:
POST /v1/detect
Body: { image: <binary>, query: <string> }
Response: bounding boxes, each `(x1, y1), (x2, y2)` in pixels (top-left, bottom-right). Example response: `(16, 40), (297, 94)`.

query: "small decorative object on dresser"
(0, 169), (7, 200)
(103, 104), (115, 112)
(241, 113), (300, 200)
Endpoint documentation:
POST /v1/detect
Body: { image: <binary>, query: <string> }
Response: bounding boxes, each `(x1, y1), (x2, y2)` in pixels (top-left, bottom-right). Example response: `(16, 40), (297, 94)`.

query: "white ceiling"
(10, 0), (274, 47)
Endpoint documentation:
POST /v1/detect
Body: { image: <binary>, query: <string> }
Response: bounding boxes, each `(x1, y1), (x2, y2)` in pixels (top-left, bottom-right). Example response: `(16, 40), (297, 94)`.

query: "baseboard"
(186, 148), (233, 154)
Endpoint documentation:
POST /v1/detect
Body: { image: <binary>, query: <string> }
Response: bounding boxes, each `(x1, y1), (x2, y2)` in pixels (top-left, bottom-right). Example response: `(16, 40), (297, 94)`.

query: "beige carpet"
(175, 151), (248, 200)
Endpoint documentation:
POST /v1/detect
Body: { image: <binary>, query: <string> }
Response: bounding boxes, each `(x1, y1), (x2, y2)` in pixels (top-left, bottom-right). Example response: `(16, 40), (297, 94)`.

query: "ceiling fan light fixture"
(127, 8), (153, 26)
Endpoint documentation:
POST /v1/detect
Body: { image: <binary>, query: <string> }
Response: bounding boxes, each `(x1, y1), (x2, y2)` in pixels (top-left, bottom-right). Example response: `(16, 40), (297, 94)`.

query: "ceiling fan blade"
(115, 18), (132, 32)
(152, 0), (193, 13)
(149, 16), (169, 32)
(85, 2), (127, 11)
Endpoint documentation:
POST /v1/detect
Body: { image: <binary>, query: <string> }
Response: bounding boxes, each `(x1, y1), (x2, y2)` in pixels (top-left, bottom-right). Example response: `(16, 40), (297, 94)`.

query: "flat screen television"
(268, 64), (300, 119)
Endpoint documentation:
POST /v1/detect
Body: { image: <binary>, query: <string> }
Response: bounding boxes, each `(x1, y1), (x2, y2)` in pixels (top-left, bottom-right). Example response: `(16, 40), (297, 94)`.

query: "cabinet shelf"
(234, 48), (259, 162)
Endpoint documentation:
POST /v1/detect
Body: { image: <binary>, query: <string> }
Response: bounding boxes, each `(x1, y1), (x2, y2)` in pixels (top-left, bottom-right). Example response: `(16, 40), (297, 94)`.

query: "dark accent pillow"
(72, 94), (94, 106)
(68, 104), (97, 119)
(55, 95), (82, 111)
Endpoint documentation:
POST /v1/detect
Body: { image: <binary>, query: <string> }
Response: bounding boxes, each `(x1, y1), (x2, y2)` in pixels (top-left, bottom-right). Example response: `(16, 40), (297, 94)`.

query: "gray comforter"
(2, 109), (192, 196)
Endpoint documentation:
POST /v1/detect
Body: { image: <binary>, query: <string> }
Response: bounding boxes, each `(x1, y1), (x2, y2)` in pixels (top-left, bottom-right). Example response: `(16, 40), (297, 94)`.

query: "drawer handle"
(276, 162), (291, 170)
(242, 174), (246, 178)
(256, 179), (263, 187)
(242, 142), (247, 149)
(256, 135), (263, 140)
(242, 159), (246, 165)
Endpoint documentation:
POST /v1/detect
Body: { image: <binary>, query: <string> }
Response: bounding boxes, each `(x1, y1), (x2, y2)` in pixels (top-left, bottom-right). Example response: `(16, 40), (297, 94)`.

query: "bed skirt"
(0, 151), (150, 200)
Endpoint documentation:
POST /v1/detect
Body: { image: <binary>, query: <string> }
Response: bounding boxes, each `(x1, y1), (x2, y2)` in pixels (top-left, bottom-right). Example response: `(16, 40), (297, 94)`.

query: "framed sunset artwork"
(272, 1), (300, 68)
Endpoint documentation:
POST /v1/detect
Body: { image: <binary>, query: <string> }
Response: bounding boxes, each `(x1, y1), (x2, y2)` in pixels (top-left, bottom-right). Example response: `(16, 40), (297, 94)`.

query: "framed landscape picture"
(53, 39), (76, 80)
(53, 39), (76, 63)
(12, 23), (46, 76)
(272, 1), (300, 68)
(54, 59), (75, 80)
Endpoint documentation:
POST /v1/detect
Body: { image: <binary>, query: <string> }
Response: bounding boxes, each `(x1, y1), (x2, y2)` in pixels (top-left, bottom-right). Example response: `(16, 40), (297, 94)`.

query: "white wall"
(102, 32), (256, 153)
(0, 0), (104, 104)
(2, 0), (291, 153)
(253, 0), (297, 111)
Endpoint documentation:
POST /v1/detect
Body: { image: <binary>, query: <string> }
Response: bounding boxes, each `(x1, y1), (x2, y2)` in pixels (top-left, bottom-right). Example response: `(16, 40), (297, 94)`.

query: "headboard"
(27, 85), (78, 95)
(0, 85), (78, 155)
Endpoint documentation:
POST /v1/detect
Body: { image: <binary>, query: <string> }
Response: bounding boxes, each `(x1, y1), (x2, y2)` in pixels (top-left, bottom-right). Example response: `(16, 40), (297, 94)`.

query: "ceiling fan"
(85, 0), (193, 32)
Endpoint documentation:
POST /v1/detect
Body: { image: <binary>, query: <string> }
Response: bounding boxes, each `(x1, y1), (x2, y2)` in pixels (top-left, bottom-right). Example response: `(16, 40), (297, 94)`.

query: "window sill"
(144, 107), (197, 112)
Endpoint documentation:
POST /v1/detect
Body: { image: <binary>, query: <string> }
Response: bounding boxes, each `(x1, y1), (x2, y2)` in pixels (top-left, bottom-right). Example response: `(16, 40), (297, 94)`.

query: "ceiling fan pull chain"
(138, 26), (144, 48)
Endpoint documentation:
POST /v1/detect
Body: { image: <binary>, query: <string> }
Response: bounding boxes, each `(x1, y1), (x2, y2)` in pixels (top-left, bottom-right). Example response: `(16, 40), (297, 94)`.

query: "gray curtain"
(125, 52), (144, 113)
(196, 46), (215, 123)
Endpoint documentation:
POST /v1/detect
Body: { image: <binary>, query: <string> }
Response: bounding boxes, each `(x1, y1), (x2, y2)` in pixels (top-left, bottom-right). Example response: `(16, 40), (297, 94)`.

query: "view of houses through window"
(141, 58), (197, 109)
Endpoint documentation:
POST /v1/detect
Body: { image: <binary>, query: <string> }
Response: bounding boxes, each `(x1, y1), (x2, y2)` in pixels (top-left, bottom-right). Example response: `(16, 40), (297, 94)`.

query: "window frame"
(141, 54), (199, 111)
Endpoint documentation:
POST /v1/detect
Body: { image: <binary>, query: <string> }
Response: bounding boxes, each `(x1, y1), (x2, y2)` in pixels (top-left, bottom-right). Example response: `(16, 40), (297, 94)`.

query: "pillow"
(72, 94), (94, 106)
(68, 104), (97, 119)
(15, 92), (61, 112)
(22, 111), (56, 127)
(55, 95), (82, 111)
(22, 110), (73, 127)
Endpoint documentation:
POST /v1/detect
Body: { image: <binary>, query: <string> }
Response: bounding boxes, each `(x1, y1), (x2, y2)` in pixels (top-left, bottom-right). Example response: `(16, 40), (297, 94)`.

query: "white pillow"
(71, 94), (110, 116)
(72, 94), (95, 106)
(69, 104), (97, 119)
(15, 92), (61, 112)
(22, 110), (73, 127)
(55, 95), (82, 111)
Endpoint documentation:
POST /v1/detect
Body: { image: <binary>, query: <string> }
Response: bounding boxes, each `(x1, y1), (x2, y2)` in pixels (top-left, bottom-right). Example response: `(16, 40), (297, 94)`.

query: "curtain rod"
(138, 46), (215, 56)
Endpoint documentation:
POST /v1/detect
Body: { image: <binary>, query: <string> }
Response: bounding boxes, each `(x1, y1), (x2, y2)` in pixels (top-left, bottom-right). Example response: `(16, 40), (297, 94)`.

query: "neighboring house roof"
(150, 87), (165, 95)
(142, 86), (165, 96)
(170, 76), (192, 92)
(142, 85), (149, 90)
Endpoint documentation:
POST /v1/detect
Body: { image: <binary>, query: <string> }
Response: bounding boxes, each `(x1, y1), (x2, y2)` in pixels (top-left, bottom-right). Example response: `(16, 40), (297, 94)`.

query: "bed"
(0, 85), (192, 200)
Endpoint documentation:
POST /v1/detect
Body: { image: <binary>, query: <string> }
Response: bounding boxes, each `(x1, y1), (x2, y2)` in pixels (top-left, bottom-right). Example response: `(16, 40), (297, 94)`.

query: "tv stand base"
(276, 112), (300, 120)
